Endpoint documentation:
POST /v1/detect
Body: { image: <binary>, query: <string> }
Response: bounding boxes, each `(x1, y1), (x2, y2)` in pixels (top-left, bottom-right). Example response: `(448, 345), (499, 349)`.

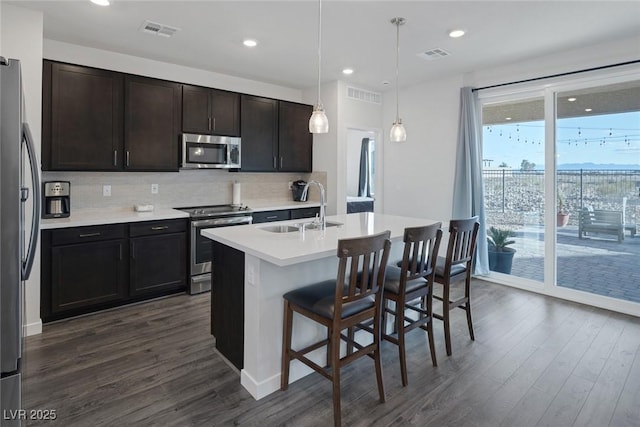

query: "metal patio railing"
(483, 169), (640, 227)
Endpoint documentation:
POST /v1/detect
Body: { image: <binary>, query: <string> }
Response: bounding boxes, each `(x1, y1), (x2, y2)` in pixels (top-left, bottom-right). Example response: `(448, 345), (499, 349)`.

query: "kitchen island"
(202, 212), (439, 400)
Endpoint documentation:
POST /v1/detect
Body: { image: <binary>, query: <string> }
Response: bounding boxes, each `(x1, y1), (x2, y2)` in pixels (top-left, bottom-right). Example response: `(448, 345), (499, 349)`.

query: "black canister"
(291, 180), (308, 202)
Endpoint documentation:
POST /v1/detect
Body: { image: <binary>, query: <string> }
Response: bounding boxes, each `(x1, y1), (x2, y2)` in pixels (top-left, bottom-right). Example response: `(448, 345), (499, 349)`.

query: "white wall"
(306, 81), (384, 215)
(336, 81), (384, 214)
(381, 35), (640, 223)
(465, 36), (640, 88)
(0, 3), (3, 51)
(1, 4), (44, 335)
(45, 40), (302, 102)
(382, 74), (464, 222)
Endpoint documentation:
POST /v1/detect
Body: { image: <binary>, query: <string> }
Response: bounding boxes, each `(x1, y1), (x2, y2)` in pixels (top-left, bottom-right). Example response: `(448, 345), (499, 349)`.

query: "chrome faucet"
(301, 180), (326, 230)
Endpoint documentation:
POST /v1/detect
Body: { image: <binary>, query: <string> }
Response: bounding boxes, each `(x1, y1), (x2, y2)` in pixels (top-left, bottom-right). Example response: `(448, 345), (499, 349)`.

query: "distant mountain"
(557, 162), (640, 170)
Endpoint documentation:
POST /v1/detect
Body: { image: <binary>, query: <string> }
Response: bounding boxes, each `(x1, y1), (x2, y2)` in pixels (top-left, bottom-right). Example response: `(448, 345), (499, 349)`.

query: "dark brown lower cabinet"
(42, 219), (187, 322)
(252, 206), (320, 224)
(211, 241), (245, 370)
(51, 239), (128, 315)
(130, 232), (186, 297)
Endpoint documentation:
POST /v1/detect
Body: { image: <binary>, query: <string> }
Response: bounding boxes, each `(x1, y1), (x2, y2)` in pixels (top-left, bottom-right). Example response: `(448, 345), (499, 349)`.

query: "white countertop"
(39, 200), (321, 229)
(202, 212), (441, 267)
(40, 208), (189, 229)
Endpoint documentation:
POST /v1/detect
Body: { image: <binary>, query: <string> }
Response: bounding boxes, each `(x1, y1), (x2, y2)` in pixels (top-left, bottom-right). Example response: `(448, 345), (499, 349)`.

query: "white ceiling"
(11, 1), (640, 91)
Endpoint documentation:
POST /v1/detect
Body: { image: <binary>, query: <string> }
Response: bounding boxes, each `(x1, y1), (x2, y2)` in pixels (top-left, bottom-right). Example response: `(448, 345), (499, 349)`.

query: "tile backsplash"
(41, 170), (327, 210)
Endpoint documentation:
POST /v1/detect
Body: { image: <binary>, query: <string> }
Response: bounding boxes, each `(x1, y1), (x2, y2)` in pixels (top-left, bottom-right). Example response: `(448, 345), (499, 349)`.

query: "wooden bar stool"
(382, 223), (442, 386)
(280, 231), (391, 427)
(433, 217), (480, 356)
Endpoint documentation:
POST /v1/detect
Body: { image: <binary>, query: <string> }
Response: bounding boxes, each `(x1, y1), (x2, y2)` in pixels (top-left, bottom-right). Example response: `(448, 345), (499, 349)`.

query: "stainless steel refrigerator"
(1, 57), (41, 424)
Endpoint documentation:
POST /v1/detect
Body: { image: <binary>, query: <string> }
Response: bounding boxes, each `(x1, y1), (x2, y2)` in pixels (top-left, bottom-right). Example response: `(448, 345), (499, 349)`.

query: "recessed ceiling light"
(342, 68), (354, 75)
(505, 117), (512, 121)
(243, 39), (257, 47)
(567, 97), (577, 102)
(585, 108), (593, 112)
(381, 80), (391, 86)
(449, 29), (465, 38)
(90, 0), (110, 6)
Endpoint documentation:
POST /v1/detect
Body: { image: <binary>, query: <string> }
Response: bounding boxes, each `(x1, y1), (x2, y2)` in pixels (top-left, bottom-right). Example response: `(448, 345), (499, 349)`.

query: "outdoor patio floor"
(508, 224), (640, 303)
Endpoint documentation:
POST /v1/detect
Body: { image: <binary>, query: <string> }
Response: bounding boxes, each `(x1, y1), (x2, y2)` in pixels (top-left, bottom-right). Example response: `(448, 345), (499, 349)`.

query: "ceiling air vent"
(346, 86), (382, 105)
(417, 48), (451, 60)
(139, 20), (180, 38)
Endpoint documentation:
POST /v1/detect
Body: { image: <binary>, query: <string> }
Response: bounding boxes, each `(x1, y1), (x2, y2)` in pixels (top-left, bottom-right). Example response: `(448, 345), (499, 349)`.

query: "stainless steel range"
(177, 204), (252, 294)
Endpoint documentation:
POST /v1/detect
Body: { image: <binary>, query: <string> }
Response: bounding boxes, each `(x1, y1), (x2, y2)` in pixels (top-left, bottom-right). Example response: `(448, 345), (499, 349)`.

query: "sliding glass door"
(480, 73), (640, 310)
(482, 95), (546, 284)
(555, 81), (640, 303)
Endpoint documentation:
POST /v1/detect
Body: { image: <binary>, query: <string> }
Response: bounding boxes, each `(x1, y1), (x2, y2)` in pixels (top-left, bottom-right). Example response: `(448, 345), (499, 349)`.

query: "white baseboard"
(241, 363), (314, 401)
(23, 319), (42, 336)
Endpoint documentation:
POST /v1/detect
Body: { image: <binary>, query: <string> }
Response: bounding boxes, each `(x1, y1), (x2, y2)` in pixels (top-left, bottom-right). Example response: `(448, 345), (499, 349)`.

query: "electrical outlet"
(151, 184), (159, 194)
(288, 181), (293, 190)
(103, 185), (111, 197)
(247, 264), (255, 285)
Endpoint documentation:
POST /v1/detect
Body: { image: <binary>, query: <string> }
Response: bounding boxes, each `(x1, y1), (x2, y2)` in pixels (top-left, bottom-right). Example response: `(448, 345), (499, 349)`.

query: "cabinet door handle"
(266, 215), (278, 220)
(273, 156), (276, 169)
(208, 117), (212, 131)
(120, 246), (124, 260)
(280, 156), (283, 169)
(79, 232), (101, 238)
(213, 117), (216, 131)
(113, 150), (118, 166)
(151, 226), (169, 231)
(126, 151), (130, 167)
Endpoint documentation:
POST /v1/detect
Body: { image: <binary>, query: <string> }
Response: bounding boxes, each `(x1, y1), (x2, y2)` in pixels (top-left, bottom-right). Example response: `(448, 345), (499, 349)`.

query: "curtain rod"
(472, 60), (640, 92)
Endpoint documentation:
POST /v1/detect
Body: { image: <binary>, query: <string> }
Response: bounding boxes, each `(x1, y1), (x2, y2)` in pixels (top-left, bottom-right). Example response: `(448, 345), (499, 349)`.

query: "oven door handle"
(192, 216), (253, 227)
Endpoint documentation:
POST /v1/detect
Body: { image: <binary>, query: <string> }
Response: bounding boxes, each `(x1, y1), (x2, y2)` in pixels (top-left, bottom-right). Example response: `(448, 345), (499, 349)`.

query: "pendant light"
(390, 17), (406, 142)
(309, 0), (329, 133)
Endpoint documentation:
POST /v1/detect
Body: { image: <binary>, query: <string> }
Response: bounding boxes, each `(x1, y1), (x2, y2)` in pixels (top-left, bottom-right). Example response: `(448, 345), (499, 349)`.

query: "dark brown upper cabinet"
(278, 101), (313, 172)
(43, 61), (123, 171)
(124, 75), (182, 171)
(182, 85), (240, 137)
(240, 97), (313, 173)
(240, 95), (279, 172)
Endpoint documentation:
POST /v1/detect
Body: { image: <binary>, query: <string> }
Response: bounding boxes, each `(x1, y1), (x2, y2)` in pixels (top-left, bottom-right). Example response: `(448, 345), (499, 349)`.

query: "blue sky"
(483, 112), (640, 169)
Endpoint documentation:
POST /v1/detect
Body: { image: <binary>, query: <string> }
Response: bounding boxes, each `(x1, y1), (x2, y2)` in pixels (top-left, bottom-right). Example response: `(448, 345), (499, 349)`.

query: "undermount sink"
(259, 225), (300, 233)
(258, 221), (343, 233)
(296, 221), (343, 230)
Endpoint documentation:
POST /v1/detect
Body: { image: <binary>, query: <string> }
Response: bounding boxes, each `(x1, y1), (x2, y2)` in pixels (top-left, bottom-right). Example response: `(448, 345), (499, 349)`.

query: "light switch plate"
(103, 185), (111, 197)
(151, 184), (159, 194)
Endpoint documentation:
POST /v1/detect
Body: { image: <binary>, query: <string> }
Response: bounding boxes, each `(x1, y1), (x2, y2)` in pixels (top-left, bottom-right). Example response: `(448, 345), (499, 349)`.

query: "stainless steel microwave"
(181, 134), (241, 169)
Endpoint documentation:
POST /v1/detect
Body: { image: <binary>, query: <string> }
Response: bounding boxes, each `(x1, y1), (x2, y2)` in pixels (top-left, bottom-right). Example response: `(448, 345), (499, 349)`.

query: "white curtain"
(452, 87), (489, 275)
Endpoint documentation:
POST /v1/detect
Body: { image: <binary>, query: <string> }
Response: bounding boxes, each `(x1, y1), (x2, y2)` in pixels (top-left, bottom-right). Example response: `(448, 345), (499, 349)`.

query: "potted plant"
(557, 192), (570, 227)
(487, 226), (517, 274)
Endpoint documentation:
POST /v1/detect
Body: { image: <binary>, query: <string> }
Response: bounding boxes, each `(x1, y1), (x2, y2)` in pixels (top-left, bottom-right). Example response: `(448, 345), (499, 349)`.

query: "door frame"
(478, 67), (640, 317)
(343, 126), (383, 214)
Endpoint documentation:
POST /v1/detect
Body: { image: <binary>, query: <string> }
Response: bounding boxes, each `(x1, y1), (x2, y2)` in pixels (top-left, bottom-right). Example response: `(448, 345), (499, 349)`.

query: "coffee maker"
(291, 180), (308, 202)
(43, 181), (70, 218)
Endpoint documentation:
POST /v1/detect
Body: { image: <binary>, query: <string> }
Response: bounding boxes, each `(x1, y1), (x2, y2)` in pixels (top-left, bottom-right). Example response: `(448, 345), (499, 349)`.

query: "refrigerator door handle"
(21, 122), (41, 281)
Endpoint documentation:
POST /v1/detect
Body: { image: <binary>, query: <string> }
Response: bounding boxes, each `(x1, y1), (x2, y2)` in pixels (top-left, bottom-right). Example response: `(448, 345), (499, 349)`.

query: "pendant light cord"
(317, 0), (322, 106)
(395, 19), (400, 122)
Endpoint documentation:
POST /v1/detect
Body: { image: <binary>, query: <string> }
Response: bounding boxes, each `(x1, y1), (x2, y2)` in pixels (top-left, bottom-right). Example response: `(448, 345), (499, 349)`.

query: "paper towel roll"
(232, 182), (241, 206)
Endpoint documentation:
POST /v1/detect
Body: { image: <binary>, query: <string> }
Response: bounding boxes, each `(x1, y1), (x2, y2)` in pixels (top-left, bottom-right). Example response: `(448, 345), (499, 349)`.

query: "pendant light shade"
(309, 104), (329, 133)
(390, 119), (407, 142)
(309, 0), (329, 134)
(390, 17), (406, 142)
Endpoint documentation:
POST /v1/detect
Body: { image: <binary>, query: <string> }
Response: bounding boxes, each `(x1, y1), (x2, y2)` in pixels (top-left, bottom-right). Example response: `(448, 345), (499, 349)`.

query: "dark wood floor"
(23, 280), (640, 426)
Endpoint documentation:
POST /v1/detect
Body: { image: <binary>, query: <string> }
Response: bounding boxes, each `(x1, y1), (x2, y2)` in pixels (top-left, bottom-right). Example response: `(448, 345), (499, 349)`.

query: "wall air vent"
(417, 48), (451, 60)
(139, 20), (180, 38)
(346, 86), (382, 105)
